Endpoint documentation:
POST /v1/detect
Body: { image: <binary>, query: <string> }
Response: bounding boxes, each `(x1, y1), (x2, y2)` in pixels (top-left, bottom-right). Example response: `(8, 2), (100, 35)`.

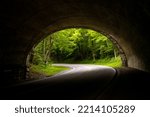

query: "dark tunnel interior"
(1, 0), (150, 99)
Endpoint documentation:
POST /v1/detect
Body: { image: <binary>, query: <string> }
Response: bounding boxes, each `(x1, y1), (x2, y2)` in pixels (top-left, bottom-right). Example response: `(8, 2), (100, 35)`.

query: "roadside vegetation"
(27, 28), (122, 78)
(29, 64), (70, 77)
(76, 56), (122, 68)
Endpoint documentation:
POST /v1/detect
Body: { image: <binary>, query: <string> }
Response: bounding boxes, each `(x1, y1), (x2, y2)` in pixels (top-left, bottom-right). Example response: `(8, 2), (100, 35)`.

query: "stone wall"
(1, 0), (150, 79)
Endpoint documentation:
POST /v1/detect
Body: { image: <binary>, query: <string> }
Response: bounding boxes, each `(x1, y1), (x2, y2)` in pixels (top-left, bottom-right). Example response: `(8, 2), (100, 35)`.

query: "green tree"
(30, 28), (119, 64)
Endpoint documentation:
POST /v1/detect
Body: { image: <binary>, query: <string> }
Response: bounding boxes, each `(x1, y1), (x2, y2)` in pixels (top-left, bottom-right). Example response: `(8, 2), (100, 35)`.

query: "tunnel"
(1, 0), (150, 99)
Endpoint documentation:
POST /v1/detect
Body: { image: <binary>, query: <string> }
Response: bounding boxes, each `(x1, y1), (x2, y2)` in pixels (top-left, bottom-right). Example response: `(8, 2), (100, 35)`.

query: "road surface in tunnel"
(51, 64), (116, 78)
(2, 64), (116, 99)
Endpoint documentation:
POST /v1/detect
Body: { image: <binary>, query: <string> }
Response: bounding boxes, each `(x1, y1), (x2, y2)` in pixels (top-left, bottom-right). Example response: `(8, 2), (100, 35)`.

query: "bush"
(32, 54), (43, 65)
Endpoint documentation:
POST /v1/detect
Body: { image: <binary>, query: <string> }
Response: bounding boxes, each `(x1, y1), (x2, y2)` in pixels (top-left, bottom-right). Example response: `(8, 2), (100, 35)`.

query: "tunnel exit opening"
(26, 28), (127, 79)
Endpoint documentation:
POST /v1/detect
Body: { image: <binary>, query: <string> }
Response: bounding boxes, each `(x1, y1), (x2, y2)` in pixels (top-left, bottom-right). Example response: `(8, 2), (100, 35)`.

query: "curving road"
(52, 64), (116, 77)
(2, 64), (117, 99)
(2, 64), (150, 100)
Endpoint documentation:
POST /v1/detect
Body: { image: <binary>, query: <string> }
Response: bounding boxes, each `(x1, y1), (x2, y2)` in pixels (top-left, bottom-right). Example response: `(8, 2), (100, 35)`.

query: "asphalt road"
(2, 64), (117, 99)
(1, 64), (150, 99)
(52, 64), (116, 77)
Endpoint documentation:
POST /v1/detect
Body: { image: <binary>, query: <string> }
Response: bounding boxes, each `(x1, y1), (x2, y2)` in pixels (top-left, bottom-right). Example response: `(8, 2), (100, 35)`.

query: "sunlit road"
(52, 64), (116, 77)
(2, 64), (116, 99)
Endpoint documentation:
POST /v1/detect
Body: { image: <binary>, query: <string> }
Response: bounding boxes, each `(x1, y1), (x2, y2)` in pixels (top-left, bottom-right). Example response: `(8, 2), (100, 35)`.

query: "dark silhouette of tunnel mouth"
(27, 26), (127, 68)
(1, 0), (150, 100)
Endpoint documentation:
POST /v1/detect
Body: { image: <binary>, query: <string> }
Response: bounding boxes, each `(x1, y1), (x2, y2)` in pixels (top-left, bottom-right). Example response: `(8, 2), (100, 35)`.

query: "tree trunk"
(42, 39), (47, 65)
(92, 52), (96, 62)
(48, 36), (53, 61)
(114, 49), (117, 58)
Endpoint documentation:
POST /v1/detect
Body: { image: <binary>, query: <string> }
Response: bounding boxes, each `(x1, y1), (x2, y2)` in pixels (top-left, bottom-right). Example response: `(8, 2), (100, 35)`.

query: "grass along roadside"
(29, 64), (70, 79)
(76, 56), (122, 68)
(28, 56), (121, 80)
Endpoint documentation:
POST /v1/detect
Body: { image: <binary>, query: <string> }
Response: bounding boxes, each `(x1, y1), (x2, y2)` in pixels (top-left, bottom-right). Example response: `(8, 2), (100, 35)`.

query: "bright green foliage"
(29, 28), (121, 66)
(31, 35), (54, 65)
(30, 64), (70, 76)
(78, 56), (122, 68)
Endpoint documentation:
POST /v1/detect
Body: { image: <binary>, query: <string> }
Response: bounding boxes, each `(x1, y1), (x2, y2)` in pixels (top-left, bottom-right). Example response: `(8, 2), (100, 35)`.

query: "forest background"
(27, 28), (122, 78)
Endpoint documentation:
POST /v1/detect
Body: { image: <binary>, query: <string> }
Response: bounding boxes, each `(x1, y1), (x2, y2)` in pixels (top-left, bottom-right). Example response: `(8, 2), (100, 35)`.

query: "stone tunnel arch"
(20, 15), (147, 73)
(26, 23), (127, 67)
(1, 0), (150, 81)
